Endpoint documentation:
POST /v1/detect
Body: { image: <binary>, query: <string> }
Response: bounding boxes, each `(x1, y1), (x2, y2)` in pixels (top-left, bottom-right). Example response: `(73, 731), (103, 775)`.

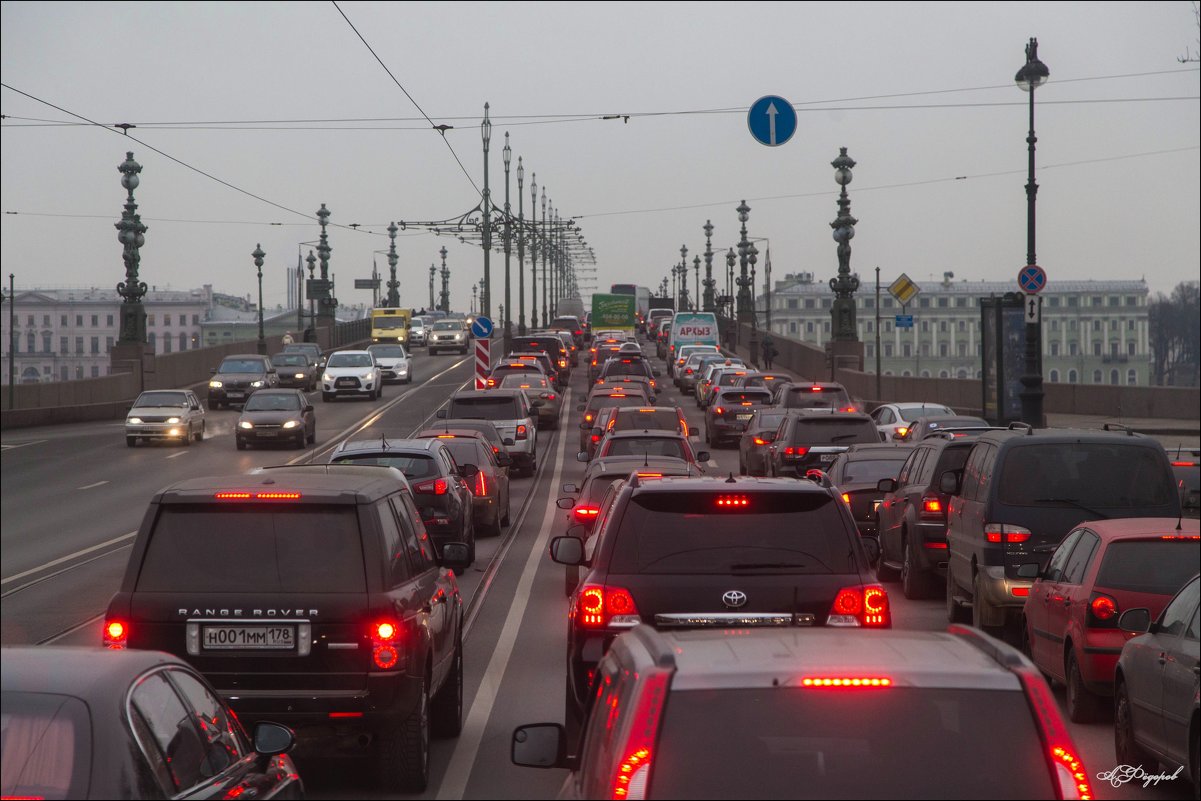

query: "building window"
(958, 320), (967, 332)
(75, 315), (83, 326)
(1092, 342), (1101, 356)
(59, 336), (68, 355)
(75, 336), (83, 354)
(61, 314), (68, 326)
(164, 314), (172, 326)
(920, 370), (931, 378)
(866, 321), (874, 333)
(1127, 341), (1136, 356)
(1092, 297), (1102, 307)
(902, 370), (912, 377)
(1050, 320), (1059, 331)
(60, 366), (69, 381)
(939, 343), (948, 357)
(823, 322), (831, 333)
(956, 297), (967, 308)
(106, 336), (114, 352)
(1092, 319), (1102, 332)
(806, 322), (815, 334)
(937, 321), (947, 333)
(1069, 342), (1078, 356)
(787, 299), (798, 310)
(148, 314), (156, 327)
(1049, 369), (1060, 383)
(921, 320), (930, 333)
(902, 343), (912, 358)
(1092, 369), (1102, 383)
(1125, 296), (1137, 306)
(921, 344), (931, 357)
(42, 314), (49, 326)
(1109, 369), (1119, 385)
(938, 370), (949, 378)
(865, 344), (874, 357)
(1068, 369), (1078, 383)
(192, 314), (200, 326)
(90, 314), (98, 326)
(1127, 369), (1137, 385)
(919, 297), (930, 308)
(804, 299), (814, 309)
(864, 298), (874, 309)
(958, 342), (967, 357)
(1069, 319), (1078, 331)
(882, 298), (894, 308)
(821, 299), (832, 309)
(1110, 319), (1119, 331)
(25, 314), (34, 326)
(789, 321), (797, 334)
(107, 314), (114, 326)
(42, 333), (51, 353)
(1050, 341), (1060, 356)
(163, 336), (172, 353)
(75, 366), (83, 380)
(148, 332), (156, 351)
(1109, 341), (1119, 356)
(1067, 296), (1079, 307)
(956, 369), (968, 378)
(90, 337), (99, 354)
(91, 366), (100, 378)
(937, 297), (948, 308)
(884, 321), (893, 333)
(1048, 296), (1060, 307)
(23, 332), (33, 352)
(179, 332), (187, 351)
(1108, 296), (1119, 307)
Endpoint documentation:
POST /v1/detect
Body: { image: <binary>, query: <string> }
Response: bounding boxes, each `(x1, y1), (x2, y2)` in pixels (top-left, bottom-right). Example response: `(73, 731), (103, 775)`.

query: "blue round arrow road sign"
(747, 95), (797, 147)
(1018, 265), (1047, 294)
(470, 316), (494, 338)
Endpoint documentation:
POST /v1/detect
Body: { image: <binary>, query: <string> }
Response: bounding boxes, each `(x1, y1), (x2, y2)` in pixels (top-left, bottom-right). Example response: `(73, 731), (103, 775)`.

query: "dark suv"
(512, 336), (571, 381)
(549, 475), (887, 743)
(102, 464), (469, 792)
(208, 354), (279, 409)
(778, 382), (857, 413)
(767, 412), (881, 477)
(944, 425), (1181, 639)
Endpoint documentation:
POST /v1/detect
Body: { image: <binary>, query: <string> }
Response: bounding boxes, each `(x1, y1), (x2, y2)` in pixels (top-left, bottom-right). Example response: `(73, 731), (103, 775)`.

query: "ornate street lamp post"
(502, 132), (513, 351)
(471, 284), (478, 315)
(315, 204), (336, 326)
(747, 242), (760, 361)
(702, 220), (716, 312)
(529, 175), (538, 330)
(439, 246), (450, 313)
(480, 104), (492, 319)
(1016, 37), (1049, 426)
(516, 157), (527, 335)
(428, 264), (436, 311)
(829, 148), (861, 342)
(386, 222), (400, 307)
(252, 244), (267, 354)
(540, 190), (549, 326)
(692, 256), (701, 312)
(735, 201), (753, 324)
(678, 245), (688, 311)
(115, 152), (148, 344)
(305, 251), (317, 338)
(726, 248), (736, 319)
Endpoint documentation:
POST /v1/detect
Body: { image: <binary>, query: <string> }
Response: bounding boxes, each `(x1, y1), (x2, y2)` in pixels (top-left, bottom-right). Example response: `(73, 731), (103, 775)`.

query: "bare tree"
(1181, 1), (1200, 63)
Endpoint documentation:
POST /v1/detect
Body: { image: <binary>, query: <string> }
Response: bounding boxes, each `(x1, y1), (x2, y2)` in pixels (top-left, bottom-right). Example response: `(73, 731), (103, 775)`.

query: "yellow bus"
(370, 307), (411, 345)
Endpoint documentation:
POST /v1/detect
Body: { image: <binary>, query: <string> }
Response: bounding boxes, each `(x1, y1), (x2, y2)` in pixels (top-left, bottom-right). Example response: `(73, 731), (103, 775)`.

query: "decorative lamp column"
(726, 248), (736, 319)
(428, 264), (436, 310)
(829, 148), (861, 342)
(502, 132), (513, 351)
(735, 201), (752, 323)
(540, 189), (548, 326)
(702, 220), (716, 312)
(386, 222), (400, 307)
(747, 242), (760, 362)
(480, 103), (492, 318)
(1016, 37), (1049, 427)
(529, 175), (538, 329)
(516, 157), (527, 335)
(252, 244), (267, 354)
(693, 256), (701, 312)
(306, 251), (317, 333)
(439, 246), (450, 313)
(114, 151), (149, 344)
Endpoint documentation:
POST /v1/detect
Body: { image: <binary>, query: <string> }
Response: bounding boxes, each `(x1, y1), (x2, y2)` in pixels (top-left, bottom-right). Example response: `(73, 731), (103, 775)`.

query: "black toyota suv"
(549, 475), (887, 745)
(767, 412), (881, 477)
(102, 464), (470, 793)
(943, 424), (1181, 641)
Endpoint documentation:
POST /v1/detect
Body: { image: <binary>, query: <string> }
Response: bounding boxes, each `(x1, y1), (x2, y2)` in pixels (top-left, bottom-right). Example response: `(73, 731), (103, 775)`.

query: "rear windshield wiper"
(730, 562), (809, 571)
(830, 433), (862, 442)
(1033, 497), (1109, 519)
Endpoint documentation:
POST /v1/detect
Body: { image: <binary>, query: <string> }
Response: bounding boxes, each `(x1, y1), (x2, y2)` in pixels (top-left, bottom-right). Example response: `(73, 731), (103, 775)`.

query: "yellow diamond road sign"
(888, 273), (921, 306)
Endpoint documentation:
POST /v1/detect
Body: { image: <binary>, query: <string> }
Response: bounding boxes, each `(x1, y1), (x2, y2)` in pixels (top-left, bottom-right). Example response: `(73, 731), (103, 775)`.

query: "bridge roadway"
(0, 345), (1186, 800)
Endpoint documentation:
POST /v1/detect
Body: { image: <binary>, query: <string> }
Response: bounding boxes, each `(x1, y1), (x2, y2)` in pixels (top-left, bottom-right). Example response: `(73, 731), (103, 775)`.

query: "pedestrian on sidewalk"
(761, 334), (777, 370)
(281, 331), (295, 345)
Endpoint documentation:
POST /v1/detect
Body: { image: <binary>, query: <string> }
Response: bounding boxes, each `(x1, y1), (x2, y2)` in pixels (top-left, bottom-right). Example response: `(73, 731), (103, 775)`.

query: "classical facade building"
(763, 274), (1150, 385)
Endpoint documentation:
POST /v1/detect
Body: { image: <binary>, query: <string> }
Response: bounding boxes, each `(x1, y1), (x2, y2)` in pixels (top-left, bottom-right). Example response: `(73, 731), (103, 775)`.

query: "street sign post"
(1023, 293), (1041, 323)
(1017, 265), (1047, 294)
(888, 273), (921, 306)
(895, 314), (914, 329)
(474, 338), (491, 391)
(747, 95), (797, 147)
(470, 315), (494, 339)
(306, 278), (331, 300)
(354, 278), (380, 290)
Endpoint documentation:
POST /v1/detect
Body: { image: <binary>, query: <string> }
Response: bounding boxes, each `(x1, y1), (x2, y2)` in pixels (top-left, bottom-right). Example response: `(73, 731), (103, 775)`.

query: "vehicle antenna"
(725, 472), (736, 483)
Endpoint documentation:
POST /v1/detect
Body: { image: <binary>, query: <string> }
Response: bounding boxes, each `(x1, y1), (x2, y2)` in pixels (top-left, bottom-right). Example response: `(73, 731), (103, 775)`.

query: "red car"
(1020, 517), (1200, 722)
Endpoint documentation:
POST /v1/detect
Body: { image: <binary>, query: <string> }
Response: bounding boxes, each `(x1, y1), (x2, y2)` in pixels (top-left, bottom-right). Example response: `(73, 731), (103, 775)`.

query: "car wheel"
(901, 534), (932, 600)
(1066, 651), (1101, 723)
(235, 438), (246, 451)
(946, 567), (970, 624)
(322, 392), (332, 402)
(181, 425), (192, 446)
(1115, 679), (1154, 768)
(126, 436), (136, 447)
(377, 671), (430, 793)
(194, 422), (205, 442)
(485, 509), (503, 538)
(431, 629), (463, 737)
(971, 572), (1000, 633)
(294, 431), (306, 449)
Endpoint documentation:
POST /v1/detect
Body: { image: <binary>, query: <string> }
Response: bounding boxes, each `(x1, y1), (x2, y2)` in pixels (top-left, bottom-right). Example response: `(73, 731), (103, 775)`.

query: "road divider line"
(1, 439), (47, 451)
(166, 451), (189, 459)
(76, 480), (110, 490)
(1, 530), (137, 586)
(435, 399), (570, 801)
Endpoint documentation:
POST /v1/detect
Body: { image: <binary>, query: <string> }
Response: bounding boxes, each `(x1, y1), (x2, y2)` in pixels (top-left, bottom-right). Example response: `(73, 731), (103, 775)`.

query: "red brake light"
(104, 619), (128, 649)
(474, 470), (488, 496)
(375, 621), (397, 641)
(516, 424), (528, 440)
(610, 670), (669, 801)
(1089, 593), (1117, 622)
(559, 359), (567, 368)
(574, 329), (581, 336)
(782, 446), (810, 459)
(1161, 534), (1200, 540)
(573, 504), (601, 521)
(922, 498), (942, 513)
(371, 619), (401, 669)
(1011, 586), (1031, 597)
(801, 676), (892, 688)
(715, 495), (750, 507)
(575, 584), (640, 629)
(985, 524), (1032, 543)
(1171, 460), (1197, 467)
(810, 386), (823, 392)
(828, 585), (891, 627)
(415, 478), (449, 495)
(215, 491), (301, 500)
(1013, 667), (1093, 800)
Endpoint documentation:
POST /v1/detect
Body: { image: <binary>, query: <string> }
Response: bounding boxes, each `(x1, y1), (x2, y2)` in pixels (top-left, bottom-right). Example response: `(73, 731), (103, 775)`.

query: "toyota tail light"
(371, 619), (401, 670)
(827, 585), (891, 628)
(610, 670), (669, 800)
(103, 618), (128, 650)
(414, 477), (449, 495)
(574, 584), (640, 629)
(985, 523), (1032, 543)
(1014, 667), (1093, 799)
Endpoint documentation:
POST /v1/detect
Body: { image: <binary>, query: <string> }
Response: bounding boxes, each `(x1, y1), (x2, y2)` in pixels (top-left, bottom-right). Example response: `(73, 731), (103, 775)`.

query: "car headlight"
(323, 373), (333, 382)
(294, 372), (306, 379)
(454, 333), (464, 340)
(165, 417), (181, 424)
(250, 380), (265, 388)
(127, 417), (143, 425)
(209, 380), (223, 388)
(239, 421), (254, 429)
(361, 371), (374, 380)
(282, 420), (300, 429)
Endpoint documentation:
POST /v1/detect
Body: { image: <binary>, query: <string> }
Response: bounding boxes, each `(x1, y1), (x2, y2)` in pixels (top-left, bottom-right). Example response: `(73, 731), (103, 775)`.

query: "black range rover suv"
(103, 464), (470, 793)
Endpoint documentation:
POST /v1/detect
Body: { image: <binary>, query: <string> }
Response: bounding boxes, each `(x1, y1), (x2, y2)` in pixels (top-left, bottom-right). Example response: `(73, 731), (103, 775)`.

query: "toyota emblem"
(722, 590), (748, 609)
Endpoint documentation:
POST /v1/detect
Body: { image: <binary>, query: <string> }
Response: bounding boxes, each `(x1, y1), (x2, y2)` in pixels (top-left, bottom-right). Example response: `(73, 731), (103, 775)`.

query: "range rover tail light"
(103, 618), (128, 650)
(371, 619), (401, 670)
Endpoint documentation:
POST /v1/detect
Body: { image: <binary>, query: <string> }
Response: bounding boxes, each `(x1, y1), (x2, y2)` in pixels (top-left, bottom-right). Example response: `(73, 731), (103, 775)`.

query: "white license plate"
(336, 378), (356, 386)
(736, 414), (753, 421)
(227, 392), (244, 399)
(202, 625), (295, 650)
(820, 453), (836, 462)
(256, 430), (277, 437)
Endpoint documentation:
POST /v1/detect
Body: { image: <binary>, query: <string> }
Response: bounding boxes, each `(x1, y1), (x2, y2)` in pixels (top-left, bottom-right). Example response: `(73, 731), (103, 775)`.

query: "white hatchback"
(322, 350), (382, 401)
(367, 343), (412, 384)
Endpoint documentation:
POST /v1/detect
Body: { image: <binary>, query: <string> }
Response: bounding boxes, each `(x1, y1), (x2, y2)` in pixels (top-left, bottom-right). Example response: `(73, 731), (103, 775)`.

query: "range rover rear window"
(137, 505), (366, 592)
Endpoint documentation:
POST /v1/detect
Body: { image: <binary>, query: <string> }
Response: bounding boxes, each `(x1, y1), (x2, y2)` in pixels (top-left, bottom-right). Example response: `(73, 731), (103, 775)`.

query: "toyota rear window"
(138, 505), (366, 592)
(1094, 539), (1201, 594)
(650, 687), (1051, 798)
(449, 396), (521, 420)
(609, 492), (853, 575)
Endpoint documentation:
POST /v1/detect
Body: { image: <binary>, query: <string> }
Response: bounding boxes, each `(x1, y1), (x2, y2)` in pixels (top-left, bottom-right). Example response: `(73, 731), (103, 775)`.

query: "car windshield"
(135, 391), (189, 407)
(997, 444), (1175, 508)
(650, 687), (1051, 798)
(373, 317), (406, 329)
(219, 359), (266, 373)
(841, 457), (909, 484)
(1094, 539), (1201, 594)
(609, 492), (853, 574)
(792, 419), (879, 445)
(332, 453), (439, 479)
(433, 321), (461, 331)
(604, 437), (687, 459)
(0, 691), (92, 801)
(368, 345), (407, 358)
(898, 405), (953, 421)
(244, 393), (301, 412)
(439, 440), (483, 467)
(271, 354), (308, 366)
(448, 396), (521, 420)
(327, 353), (372, 368)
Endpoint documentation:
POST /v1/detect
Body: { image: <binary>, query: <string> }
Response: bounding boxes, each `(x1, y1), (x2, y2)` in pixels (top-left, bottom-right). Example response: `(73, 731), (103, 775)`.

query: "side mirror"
(561, 482), (579, 494)
(511, 723), (567, 769)
(576, 404), (586, 412)
(576, 451), (590, 463)
(503, 438), (516, 446)
(209, 367), (217, 375)
(549, 536), (585, 566)
(861, 536), (881, 566)
(938, 470), (962, 495)
(1016, 563), (1041, 580)
(436, 409), (448, 419)
(441, 542), (471, 572)
(496, 452), (513, 467)
(1118, 608), (1152, 634)
(696, 451), (711, 463)
(877, 478), (898, 493)
(460, 464), (480, 479)
(252, 722), (296, 757)
(556, 497), (576, 510)
(304, 405), (314, 413)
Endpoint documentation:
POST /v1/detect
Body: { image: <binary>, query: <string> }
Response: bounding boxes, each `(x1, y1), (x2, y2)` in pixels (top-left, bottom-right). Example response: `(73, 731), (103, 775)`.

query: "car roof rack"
(1006, 421), (1034, 435)
(1102, 422), (1137, 436)
(628, 621), (677, 669)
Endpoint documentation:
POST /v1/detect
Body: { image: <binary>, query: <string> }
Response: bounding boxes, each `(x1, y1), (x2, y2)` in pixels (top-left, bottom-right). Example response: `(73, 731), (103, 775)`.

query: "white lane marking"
(1, 530), (138, 585)
(1, 440), (47, 451)
(77, 480), (110, 490)
(435, 408), (570, 801)
(166, 451), (189, 459)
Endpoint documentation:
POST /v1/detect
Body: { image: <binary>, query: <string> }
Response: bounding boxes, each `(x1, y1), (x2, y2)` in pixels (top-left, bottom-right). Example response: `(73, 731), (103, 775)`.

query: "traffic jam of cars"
(4, 308), (1198, 801)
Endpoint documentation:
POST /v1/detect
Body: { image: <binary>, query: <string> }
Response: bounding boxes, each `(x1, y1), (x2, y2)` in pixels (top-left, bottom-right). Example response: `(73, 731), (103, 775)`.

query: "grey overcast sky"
(2, 1), (1198, 313)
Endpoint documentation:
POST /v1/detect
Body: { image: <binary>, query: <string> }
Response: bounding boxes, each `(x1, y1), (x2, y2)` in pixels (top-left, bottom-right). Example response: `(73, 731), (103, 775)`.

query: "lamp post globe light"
(115, 151), (149, 344)
(252, 244), (267, 355)
(481, 103), (492, 319)
(702, 220), (716, 312)
(1016, 36), (1048, 427)
(735, 201), (753, 324)
(428, 264), (436, 311)
(678, 245), (688, 310)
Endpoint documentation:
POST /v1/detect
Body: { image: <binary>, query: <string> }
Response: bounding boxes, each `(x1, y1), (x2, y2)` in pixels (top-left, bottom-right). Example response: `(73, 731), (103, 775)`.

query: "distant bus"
(610, 284), (637, 296)
(610, 284), (650, 325)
